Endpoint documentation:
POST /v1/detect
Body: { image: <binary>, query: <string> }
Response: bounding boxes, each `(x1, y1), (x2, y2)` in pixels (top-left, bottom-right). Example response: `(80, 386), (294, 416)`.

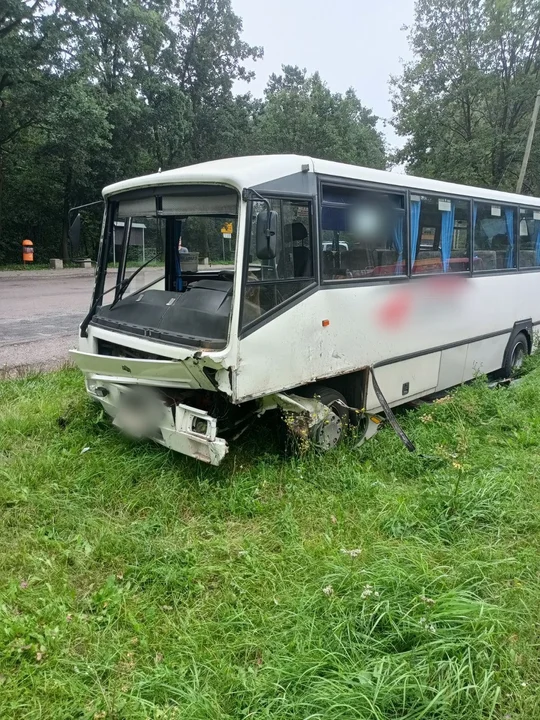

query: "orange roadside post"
(22, 239), (34, 265)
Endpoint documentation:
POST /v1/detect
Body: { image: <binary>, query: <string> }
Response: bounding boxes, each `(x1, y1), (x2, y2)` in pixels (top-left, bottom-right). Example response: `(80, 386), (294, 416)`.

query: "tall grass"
(0, 362), (539, 718)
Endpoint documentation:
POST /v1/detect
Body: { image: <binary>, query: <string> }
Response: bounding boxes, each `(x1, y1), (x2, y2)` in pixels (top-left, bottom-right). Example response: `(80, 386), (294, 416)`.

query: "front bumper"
(86, 379), (228, 465)
(69, 349), (216, 390)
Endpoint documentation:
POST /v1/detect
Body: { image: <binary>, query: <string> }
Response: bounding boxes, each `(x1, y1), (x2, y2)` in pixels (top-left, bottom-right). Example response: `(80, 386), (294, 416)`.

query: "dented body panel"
(70, 350), (216, 390)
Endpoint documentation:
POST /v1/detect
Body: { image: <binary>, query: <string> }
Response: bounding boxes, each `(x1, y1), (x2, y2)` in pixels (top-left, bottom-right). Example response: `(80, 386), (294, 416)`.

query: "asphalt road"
(0, 267), (192, 375)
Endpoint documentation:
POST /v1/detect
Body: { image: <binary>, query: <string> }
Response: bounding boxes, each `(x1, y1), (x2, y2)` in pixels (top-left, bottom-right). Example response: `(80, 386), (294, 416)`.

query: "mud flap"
(355, 414), (385, 447)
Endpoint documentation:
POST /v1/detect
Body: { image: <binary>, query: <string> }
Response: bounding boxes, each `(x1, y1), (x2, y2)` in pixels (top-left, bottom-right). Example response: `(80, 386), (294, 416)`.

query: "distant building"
(113, 222), (146, 247)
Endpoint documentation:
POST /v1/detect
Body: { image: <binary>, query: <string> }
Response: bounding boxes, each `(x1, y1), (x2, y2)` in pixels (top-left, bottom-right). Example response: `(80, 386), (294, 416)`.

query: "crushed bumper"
(158, 403), (228, 465)
(86, 379), (228, 465)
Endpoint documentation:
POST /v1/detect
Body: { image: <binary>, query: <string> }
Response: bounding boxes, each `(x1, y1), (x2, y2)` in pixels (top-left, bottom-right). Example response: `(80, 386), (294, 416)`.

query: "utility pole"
(516, 88), (540, 194)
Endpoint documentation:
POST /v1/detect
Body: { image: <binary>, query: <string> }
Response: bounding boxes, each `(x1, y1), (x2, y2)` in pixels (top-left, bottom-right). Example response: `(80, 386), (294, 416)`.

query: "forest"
(2, 0), (540, 264)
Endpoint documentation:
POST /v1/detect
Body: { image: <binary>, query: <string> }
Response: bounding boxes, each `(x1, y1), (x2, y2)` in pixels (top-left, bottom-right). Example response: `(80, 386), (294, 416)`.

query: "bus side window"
(283, 201), (313, 279)
(320, 186), (406, 280)
(242, 199), (315, 328)
(473, 202), (516, 271)
(518, 208), (540, 269)
(412, 196), (470, 274)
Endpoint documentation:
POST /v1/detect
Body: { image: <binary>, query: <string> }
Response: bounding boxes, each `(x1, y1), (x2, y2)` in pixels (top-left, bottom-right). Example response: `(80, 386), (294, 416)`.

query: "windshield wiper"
(79, 252), (160, 338)
(109, 252), (160, 310)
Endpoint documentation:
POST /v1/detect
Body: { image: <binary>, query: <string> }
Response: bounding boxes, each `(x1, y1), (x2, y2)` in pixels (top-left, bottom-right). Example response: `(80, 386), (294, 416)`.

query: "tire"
(502, 332), (529, 378)
(309, 386), (349, 451)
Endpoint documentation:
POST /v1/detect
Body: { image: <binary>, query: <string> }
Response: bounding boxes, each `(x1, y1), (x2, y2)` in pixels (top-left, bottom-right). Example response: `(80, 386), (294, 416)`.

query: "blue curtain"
(472, 203), (479, 268)
(505, 208), (515, 268)
(410, 199), (421, 270)
(392, 215), (404, 274)
(174, 219), (183, 290)
(440, 202), (455, 272)
(322, 206), (348, 232)
(174, 248), (182, 290)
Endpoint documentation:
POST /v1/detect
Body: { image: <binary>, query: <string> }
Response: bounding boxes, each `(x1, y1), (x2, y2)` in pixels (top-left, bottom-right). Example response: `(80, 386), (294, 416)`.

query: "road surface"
(0, 267), (221, 375)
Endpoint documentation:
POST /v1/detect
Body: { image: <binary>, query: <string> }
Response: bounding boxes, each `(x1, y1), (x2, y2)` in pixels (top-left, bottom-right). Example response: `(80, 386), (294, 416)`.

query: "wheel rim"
(314, 407), (343, 450)
(512, 345), (525, 370)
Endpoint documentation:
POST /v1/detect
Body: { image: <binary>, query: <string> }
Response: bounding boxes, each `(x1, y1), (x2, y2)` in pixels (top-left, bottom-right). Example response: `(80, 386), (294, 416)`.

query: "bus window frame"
(471, 200), (519, 275)
(409, 193), (472, 277)
(517, 205), (540, 273)
(240, 178), (540, 320)
(317, 176), (412, 285)
(316, 174), (538, 283)
(239, 191), (319, 336)
(317, 178), (475, 283)
(93, 199), (118, 307)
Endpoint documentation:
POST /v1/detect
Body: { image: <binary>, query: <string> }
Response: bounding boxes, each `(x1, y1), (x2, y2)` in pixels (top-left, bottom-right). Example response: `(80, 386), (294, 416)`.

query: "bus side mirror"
(256, 210), (278, 259)
(69, 213), (81, 256)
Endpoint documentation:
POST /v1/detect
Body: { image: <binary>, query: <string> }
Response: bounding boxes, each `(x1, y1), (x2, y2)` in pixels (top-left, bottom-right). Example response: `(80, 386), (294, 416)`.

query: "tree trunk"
(0, 151), (3, 247)
(61, 169), (72, 263)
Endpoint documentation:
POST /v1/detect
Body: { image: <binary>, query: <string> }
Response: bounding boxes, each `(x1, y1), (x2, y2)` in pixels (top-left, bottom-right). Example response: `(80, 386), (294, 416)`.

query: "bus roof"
(103, 154), (540, 208)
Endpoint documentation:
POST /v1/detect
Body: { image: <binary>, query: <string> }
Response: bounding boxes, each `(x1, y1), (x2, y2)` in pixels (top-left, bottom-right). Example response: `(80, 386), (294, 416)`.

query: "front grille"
(97, 339), (172, 361)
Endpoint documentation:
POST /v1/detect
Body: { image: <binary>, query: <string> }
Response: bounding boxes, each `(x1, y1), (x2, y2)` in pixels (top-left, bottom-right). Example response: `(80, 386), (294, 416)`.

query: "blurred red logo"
(377, 275), (468, 328)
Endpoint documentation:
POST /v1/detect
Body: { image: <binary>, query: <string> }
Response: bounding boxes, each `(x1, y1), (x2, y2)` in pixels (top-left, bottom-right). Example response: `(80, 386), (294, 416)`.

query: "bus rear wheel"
(503, 332), (529, 378)
(309, 386), (349, 451)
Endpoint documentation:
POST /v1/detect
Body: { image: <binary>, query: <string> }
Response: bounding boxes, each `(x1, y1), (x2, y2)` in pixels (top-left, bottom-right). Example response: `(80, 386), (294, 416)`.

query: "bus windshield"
(91, 186), (239, 348)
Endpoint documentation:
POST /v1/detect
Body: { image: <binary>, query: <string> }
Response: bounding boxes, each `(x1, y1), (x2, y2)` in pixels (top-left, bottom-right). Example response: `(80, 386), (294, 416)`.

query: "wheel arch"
(293, 368), (369, 420)
(501, 320), (532, 377)
(504, 320), (533, 362)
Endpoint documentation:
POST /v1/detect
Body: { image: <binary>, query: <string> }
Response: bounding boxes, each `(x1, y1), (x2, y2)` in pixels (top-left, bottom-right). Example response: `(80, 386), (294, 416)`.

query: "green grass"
(0, 263), (93, 271)
(0, 263), (58, 271)
(0, 259), (231, 272)
(1, 364), (540, 719)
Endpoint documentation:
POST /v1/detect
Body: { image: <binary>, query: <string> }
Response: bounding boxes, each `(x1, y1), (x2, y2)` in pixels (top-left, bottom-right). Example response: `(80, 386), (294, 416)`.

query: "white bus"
(70, 155), (540, 464)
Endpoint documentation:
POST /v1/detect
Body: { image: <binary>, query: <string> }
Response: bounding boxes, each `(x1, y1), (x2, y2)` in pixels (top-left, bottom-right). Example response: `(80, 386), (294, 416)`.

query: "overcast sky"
(231, 0), (416, 150)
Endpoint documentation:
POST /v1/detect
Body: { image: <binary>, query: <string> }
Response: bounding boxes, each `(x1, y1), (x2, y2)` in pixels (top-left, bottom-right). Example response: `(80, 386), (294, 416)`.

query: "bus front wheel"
(309, 386), (349, 451)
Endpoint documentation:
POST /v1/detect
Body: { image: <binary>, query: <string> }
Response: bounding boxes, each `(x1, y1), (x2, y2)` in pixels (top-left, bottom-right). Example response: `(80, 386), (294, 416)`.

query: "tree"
(62, 0), (262, 173)
(0, 3), (387, 265)
(252, 66), (386, 168)
(0, 0), (262, 263)
(392, 0), (540, 193)
(140, 0), (262, 166)
(0, 1), (57, 151)
(41, 80), (111, 261)
(0, 1), (68, 252)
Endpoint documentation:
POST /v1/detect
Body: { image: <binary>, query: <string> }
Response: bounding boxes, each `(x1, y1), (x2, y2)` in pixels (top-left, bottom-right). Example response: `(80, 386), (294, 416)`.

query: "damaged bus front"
(71, 156), (372, 465)
(70, 178), (248, 465)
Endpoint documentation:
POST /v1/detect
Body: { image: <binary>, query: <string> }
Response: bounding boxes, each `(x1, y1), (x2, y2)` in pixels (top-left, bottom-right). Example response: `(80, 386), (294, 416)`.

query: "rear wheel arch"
(502, 328), (530, 377)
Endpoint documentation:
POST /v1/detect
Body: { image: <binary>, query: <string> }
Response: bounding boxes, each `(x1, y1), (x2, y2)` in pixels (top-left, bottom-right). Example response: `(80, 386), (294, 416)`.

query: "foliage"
(253, 65), (386, 168)
(1, 363), (540, 716)
(0, 2), (385, 264)
(392, 0), (540, 192)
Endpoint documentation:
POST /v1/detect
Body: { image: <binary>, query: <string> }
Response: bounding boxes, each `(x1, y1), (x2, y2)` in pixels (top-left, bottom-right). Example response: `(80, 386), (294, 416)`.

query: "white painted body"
(235, 273), (536, 411)
(70, 155), (540, 463)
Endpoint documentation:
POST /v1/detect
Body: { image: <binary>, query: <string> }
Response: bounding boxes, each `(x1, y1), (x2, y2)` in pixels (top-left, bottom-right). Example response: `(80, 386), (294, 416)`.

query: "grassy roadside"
(0, 365), (539, 719)
(0, 260), (231, 272)
(0, 264), (58, 271)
